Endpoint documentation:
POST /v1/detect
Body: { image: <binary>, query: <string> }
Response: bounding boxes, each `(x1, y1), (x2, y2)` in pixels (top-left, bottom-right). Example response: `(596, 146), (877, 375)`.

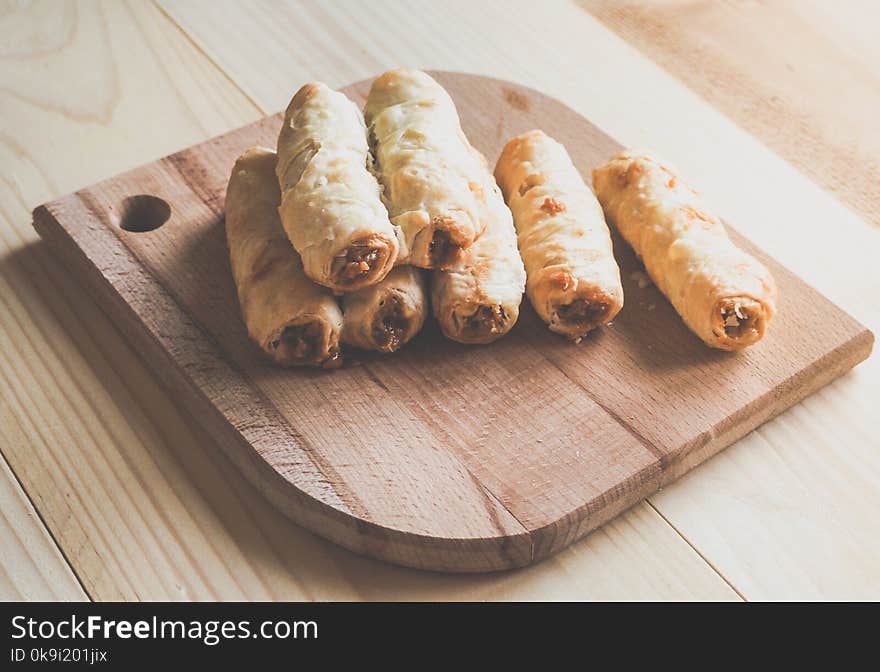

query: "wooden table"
(1, 0), (877, 601)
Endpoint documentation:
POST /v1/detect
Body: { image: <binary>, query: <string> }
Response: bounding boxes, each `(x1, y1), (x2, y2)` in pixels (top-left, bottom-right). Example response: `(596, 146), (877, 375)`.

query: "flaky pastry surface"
(277, 82), (399, 293)
(365, 69), (491, 269)
(226, 147), (343, 367)
(592, 149), (777, 350)
(496, 130), (623, 341)
(431, 174), (526, 345)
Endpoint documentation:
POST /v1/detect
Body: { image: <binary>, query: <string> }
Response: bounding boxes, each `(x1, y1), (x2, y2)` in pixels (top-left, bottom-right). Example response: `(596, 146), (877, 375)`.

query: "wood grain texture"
(157, 0), (880, 599)
(5, 0), (879, 598)
(650, 285), (880, 600)
(0, 451), (86, 601)
(582, 0), (880, 229)
(9, 240), (736, 600)
(33, 73), (872, 571)
(1, 0), (738, 598)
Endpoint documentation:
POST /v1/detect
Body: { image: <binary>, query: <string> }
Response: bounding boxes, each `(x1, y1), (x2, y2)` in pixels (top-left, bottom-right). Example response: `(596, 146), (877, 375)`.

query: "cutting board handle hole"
(118, 195), (170, 232)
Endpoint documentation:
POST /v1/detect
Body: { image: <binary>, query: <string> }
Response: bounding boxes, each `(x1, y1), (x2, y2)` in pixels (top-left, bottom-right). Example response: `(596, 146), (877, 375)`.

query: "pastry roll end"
(442, 302), (519, 345)
(370, 294), (417, 351)
(342, 266), (427, 352)
(267, 319), (343, 369)
(426, 216), (470, 269)
(394, 209), (474, 269)
(329, 232), (399, 293)
(535, 269), (623, 342)
(710, 296), (772, 351)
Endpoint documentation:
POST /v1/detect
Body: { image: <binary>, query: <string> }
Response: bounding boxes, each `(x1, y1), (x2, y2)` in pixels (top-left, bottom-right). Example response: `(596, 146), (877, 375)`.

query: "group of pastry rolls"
(225, 69), (778, 368)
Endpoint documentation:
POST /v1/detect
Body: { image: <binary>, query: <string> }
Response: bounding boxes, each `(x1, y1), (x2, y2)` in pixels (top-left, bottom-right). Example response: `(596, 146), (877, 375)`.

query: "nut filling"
(273, 323), (341, 368)
(276, 322), (322, 363)
(335, 244), (381, 284)
(717, 298), (763, 340)
(372, 295), (408, 352)
(428, 229), (459, 267)
(556, 299), (609, 327)
(462, 305), (508, 337)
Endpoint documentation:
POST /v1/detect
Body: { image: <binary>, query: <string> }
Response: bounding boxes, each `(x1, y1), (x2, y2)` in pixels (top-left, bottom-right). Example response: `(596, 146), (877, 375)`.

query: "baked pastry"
(226, 147), (343, 367)
(431, 174), (526, 344)
(495, 130), (624, 341)
(364, 69), (488, 269)
(592, 149), (777, 350)
(276, 82), (399, 293)
(342, 266), (427, 352)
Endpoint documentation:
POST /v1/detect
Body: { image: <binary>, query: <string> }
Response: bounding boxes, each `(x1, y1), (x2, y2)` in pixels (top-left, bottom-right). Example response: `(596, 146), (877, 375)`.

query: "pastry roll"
(431, 177), (526, 344)
(592, 149), (777, 350)
(364, 69), (488, 269)
(226, 147), (343, 368)
(341, 266), (427, 352)
(495, 130), (624, 341)
(276, 82), (399, 293)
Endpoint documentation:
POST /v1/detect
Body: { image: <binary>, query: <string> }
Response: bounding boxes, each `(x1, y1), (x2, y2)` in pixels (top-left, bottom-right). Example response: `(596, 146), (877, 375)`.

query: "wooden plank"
(0, 447), (86, 601)
(583, 0), (880, 229)
(33, 72), (870, 571)
(158, 0), (880, 595)
(0, 0), (736, 597)
(331, 503), (740, 601)
(651, 292), (880, 601)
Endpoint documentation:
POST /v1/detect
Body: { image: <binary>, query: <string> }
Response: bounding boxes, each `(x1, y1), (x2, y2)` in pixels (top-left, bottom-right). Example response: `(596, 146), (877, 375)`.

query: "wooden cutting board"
(32, 72), (873, 573)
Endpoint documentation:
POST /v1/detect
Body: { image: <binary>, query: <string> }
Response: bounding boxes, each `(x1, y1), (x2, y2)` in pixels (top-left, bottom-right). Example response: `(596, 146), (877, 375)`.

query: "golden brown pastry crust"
(592, 149), (777, 350)
(226, 147), (343, 367)
(431, 175), (526, 344)
(341, 266), (427, 353)
(495, 130), (624, 341)
(364, 69), (489, 269)
(276, 82), (399, 293)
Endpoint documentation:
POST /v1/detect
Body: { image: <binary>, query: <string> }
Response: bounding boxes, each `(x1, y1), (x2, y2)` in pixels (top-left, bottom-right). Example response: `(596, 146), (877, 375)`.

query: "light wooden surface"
(1, 0), (877, 599)
(0, 452), (86, 601)
(585, 0), (880, 230)
(34, 72), (870, 571)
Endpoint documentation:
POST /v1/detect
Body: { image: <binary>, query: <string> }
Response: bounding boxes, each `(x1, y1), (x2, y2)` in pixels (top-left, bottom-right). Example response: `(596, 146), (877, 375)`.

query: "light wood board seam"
(645, 499), (747, 601)
(0, 284), (148, 597)
(0, 433), (92, 601)
(150, 0), (267, 117)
